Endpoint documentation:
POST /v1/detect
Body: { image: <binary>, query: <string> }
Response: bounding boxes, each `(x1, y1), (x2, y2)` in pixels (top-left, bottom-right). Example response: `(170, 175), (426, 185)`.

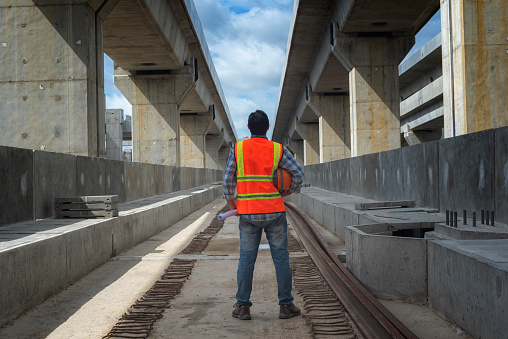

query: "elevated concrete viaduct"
(274, 0), (507, 163)
(0, 0), (237, 167)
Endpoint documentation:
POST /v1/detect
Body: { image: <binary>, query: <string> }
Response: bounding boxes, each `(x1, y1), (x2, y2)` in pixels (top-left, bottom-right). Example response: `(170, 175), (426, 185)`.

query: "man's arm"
(278, 147), (304, 194)
(222, 147), (237, 210)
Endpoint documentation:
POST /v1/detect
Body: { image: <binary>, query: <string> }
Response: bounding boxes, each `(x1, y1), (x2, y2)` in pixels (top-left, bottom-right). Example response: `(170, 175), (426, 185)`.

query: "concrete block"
(346, 224), (428, 304)
(65, 221), (113, 282)
(141, 163), (156, 198)
(104, 159), (125, 202)
(76, 156), (106, 196)
(312, 198), (324, 226)
(439, 129), (495, 213)
(0, 146), (33, 226)
(322, 202), (335, 234)
(172, 167), (181, 192)
(336, 159), (351, 194)
(495, 126), (508, 224)
(349, 156), (363, 196)
(124, 162), (143, 202)
(401, 141), (439, 208)
(163, 166), (174, 193)
(334, 206), (359, 240)
(428, 240), (508, 339)
(378, 148), (404, 201)
(33, 151), (76, 219)
(0, 234), (67, 326)
(361, 152), (380, 199)
(153, 165), (165, 196)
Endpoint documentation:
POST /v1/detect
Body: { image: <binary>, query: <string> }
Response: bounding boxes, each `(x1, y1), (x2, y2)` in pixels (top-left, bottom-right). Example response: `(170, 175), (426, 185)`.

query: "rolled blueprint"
(218, 209), (238, 220)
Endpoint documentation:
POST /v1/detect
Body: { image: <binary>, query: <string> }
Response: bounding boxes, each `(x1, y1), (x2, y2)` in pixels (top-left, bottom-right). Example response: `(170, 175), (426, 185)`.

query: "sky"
(104, 2), (441, 141)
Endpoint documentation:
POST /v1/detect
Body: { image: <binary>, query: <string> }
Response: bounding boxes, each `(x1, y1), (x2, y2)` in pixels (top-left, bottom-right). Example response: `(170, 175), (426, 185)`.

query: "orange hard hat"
(273, 168), (292, 192)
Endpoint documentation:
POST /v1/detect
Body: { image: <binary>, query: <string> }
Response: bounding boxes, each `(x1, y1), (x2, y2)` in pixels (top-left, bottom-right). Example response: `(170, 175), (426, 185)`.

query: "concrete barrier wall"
(0, 145), (224, 227)
(0, 185), (222, 327)
(346, 224), (428, 304)
(428, 240), (508, 339)
(303, 126), (508, 224)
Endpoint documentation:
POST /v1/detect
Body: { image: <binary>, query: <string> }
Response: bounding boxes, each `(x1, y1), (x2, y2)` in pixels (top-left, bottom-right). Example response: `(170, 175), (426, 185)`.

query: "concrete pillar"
(205, 134), (224, 170)
(0, 1), (105, 157)
(114, 70), (195, 166)
(218, 145), (231, 171)
(312, 95), (351, 162)
(105, 109), (123, 161)
(296, 123), (319, 165)
(180, 115), (210, 168)
(334, 35), (413, 156)
(288, 139), (304, 167)
(441, 0), (508, 138)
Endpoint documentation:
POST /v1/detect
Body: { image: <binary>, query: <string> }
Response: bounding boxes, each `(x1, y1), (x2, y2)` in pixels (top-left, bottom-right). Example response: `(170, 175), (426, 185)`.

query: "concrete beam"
(401, 76), (443, 118)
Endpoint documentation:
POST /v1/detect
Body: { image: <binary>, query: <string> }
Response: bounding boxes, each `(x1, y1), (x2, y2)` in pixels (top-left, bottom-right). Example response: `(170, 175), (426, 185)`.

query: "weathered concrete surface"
(301, 127), (508, 224)
(34, 151), (76, 219)
(428, 240), (508, 339)
(0, 146), (33, 226)
(438, 129), (495, 213)
(0, 185), (221, 328)
(334, 34), (413, 157)
(76, 155), (107, 196)
(441, 0), (508, 138)
(180, 115), (209, 168)
(0, 2), (105, 157)
(114, 72), (193, 166)
(106, 109), (124, 161)
(495, 126), (508, 224)
(296, 123), (319, 165)
(314, 95), (351, 162)
(346, 223), (429, 304)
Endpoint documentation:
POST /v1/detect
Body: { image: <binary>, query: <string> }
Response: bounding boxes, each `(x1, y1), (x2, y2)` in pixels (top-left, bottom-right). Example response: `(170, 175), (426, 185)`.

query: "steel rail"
(286, 202), (418, 339)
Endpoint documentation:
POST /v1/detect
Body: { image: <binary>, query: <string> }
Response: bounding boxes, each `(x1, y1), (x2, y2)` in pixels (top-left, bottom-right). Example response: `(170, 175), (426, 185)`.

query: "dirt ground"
(0, 198), (472, 338)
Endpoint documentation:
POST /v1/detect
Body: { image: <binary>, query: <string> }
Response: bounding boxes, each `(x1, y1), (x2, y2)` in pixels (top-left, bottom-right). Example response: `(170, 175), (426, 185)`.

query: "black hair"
(248, 110), (269, 135)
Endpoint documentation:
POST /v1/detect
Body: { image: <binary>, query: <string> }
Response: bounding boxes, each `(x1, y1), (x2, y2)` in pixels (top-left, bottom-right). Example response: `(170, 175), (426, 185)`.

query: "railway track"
(286, 202), (418, 339)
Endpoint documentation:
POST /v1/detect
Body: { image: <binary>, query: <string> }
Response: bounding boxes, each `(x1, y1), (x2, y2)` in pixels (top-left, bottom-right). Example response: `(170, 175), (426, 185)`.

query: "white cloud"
(195, 2), (292, 138)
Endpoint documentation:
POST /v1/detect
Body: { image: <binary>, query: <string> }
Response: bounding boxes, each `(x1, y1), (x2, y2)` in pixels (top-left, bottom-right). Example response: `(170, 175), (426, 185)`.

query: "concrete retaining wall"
(0, 145), (224, 227)
(428, 240), (508, 339)
(0, 185), (221, 327)
(303, 126), (508, 224)
(345, 224), (428, 304)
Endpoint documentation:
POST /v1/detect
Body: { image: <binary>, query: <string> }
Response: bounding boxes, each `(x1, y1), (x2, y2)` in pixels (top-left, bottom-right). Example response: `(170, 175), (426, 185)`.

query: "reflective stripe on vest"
(235, 139), (285, 214)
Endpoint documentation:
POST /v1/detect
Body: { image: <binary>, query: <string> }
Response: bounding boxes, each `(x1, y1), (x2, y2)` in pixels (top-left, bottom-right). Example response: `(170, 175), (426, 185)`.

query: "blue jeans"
(236, 213), (294, 307)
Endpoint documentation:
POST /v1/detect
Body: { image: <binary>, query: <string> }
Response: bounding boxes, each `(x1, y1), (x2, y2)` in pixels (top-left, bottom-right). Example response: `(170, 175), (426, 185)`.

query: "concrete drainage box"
(345, 223), (432, 304)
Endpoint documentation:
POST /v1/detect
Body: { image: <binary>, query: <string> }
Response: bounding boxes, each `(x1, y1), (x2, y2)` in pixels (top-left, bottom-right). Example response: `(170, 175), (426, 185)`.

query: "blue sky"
(104, 2), (441, 140)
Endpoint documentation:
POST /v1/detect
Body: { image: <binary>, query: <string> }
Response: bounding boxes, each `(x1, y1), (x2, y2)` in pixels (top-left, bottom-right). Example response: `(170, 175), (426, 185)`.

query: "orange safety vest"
(235, 138), (285, 214)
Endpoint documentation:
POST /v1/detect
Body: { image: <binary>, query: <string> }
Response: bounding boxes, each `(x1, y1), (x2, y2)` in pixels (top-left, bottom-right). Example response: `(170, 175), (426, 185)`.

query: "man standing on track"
(222, 110), (304, 320)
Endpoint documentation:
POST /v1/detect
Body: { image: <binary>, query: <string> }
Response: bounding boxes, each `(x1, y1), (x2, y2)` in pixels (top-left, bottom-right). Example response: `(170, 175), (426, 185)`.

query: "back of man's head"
(248, 110), (269, 135)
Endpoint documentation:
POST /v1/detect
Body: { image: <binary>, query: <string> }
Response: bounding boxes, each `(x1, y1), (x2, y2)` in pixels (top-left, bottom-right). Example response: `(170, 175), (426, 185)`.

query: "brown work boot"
(279, 303), (301, 319)
(232, 303), (251, 320)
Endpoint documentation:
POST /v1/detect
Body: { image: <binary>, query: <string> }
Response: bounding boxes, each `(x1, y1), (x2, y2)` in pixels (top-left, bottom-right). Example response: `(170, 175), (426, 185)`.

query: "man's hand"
(280, 189), (292, 198)
(227, 199), (237, 211)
